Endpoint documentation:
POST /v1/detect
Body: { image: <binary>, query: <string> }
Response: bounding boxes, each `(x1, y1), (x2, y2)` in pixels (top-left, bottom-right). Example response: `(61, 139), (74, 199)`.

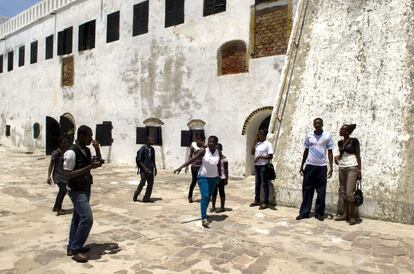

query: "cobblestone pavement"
(0, 146), (413, 274)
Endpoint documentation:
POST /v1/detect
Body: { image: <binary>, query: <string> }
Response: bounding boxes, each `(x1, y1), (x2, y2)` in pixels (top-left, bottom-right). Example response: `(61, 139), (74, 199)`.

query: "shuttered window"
(45, 35), (53, 60)
(57, 27), (73, 55)
(107, 11), (120, 43)
(78, 20), (96, 51)
(133, 1), (149, 36)
(136, 126), (163, 146)
(7, 51), (13, 71)
(165, 0), (185, 28)
(0, 55), (3, 73)
(96, 121), (113, 146)
(203, 0), (226, 17)
(18, 46), (25, 67)
(30, 41), (38, 64)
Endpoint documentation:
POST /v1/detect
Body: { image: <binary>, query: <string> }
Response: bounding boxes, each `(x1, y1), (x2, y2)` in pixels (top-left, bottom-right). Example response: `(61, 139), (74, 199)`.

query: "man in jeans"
(133, 136), (157, 202)
(297, 118), (334, 221)
(249, 129), (273, 210)
(63, 126), (102, 263)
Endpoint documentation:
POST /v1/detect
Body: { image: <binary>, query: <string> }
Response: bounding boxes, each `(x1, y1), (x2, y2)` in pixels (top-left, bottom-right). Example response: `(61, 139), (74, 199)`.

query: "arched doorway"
(242, 106), (273, 176)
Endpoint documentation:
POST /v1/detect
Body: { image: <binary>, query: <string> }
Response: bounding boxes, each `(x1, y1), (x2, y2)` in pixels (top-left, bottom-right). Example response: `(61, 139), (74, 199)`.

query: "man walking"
(297, 118), (333, 221)
(133, 136), (157, 202)
(64, 126), (102, 262)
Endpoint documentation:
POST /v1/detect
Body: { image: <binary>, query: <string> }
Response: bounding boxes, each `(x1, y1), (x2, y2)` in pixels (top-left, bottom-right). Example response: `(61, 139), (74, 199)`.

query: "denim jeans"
(254, 165), (269, 204)
(68, 190), (93, 252)
(197, 176), (219, 220)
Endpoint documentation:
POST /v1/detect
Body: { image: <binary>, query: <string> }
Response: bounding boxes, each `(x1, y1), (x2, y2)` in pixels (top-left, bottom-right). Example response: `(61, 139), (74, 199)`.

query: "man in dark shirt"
(63, 126), (102, 263)
(133, 137), (157, 202)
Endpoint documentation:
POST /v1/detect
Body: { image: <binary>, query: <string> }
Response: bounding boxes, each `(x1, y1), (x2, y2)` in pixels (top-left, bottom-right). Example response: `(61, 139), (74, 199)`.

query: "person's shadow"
(209, 214), (228, 223)
(84, 243), (121, 260)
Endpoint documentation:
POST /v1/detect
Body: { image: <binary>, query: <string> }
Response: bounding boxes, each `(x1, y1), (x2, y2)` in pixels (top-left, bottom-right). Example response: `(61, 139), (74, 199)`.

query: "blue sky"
(0, 0), (39, 17)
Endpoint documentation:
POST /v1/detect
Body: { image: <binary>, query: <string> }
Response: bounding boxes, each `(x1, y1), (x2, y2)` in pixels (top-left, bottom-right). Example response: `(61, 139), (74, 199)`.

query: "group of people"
(46, 118), (362, 263)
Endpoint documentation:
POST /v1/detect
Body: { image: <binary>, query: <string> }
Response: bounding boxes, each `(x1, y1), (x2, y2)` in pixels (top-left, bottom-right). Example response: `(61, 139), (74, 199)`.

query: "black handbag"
(266, 162), (276, 180)
(354, 180), (363, 206)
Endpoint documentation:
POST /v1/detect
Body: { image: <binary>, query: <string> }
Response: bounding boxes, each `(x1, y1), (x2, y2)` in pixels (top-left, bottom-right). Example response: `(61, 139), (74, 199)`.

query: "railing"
(0, 0), (78, 39)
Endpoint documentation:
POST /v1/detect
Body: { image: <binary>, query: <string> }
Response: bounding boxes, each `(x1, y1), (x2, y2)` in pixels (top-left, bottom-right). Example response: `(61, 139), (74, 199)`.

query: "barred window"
(133, 1), (149, 36)
(203, 0), (226, 17)
(18, 46), (25, 67)
(165, 0), (184, 28)
(107, 11), (120, 43)
(30, 41), (38, 64)
(45, 35), (54, 60)
(78, 20), (96, 51)
(57, 27), (73, 55)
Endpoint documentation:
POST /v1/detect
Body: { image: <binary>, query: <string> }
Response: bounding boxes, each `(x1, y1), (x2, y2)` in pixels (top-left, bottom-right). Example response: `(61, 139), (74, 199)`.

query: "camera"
(92, 156), (105, 164)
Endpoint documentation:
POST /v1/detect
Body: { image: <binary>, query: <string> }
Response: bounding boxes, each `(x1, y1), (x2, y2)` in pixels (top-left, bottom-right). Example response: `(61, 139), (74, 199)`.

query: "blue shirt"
(304, 131), (334, 166)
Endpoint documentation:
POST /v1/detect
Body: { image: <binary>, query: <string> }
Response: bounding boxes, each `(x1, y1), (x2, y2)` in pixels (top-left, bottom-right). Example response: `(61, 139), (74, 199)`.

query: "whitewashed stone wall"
(273, 0), (414, 223)
(0, 0), (295, 176)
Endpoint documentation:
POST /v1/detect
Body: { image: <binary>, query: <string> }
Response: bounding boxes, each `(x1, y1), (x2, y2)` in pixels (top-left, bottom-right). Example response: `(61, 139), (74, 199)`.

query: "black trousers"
(188, 166), (200, 198)
(212, 179), (226, 205)
(53, 183), (67, 210)
(299, 165), (327, 217)
(135, 172), (154, 200)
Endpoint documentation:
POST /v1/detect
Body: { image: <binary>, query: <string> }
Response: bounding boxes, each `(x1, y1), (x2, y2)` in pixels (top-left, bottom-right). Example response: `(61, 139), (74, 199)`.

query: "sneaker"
(72, 253), (88, 263)
(259, 203), (268, 210)
(202, 219), (210, 228)
(249, 202), (260, 207)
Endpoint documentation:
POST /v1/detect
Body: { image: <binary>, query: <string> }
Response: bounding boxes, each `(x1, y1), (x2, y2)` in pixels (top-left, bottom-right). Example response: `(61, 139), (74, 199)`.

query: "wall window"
(45, 35), (53, 60)
(95, 121), (113, 146)
(133, 1), (149, 36)
(107, 11), (120, 43)
(18, 46), (25, 67)
(203, 0), (226, 17)
(165, 0), (184, 28)
(78, 20), (96, 51)
(7, 51), (13, 71)
(33, 123), (40, 139)
(6, 125), (11, 136)
(136, 126), (162, 146)
(217, 40), (248, 76)
(0, 55), (3, 73)
(30, 41), (38, 64)
(57, 27), (73, 55)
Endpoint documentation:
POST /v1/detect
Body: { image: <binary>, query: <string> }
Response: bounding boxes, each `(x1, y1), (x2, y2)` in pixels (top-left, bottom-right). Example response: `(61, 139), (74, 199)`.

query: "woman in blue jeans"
(174, 135), (222, 228)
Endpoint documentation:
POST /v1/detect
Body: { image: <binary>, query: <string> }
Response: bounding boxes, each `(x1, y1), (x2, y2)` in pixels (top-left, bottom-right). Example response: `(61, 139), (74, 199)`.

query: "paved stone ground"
(0, 146), (413, 274)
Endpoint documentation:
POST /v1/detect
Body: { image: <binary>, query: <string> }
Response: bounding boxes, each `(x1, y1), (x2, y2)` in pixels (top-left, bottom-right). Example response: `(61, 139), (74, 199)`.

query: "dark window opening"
(96, 121), (113, 146)
(7, 51), (13, 71)
(6, 125), (11, 136)
(133, 1), (149, 36)
(165, 0), (185, 28)
(78, 20), (96, 51)
(259, 116), (271, 131)
(33, 123), (40, 139)
(18, 46), (25, 67)
(180, 129), (205, 147)
(0, 55), (3, 73)
(107, 11), (120, 43)
(30, 41), (38, 64)
(203, 0), (226, 17)
(57, 27), (73, 55)
(136, 126), (162, 146)
(45, 35), (54, 60)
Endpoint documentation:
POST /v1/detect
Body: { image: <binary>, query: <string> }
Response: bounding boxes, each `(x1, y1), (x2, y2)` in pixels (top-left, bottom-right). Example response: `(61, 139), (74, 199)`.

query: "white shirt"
(254, 141), (273, 166)
(304, 131), (334, 166)
(339, 152), (358, 168)
(198, 148), (220, 178)
(63, 150), (76, 171)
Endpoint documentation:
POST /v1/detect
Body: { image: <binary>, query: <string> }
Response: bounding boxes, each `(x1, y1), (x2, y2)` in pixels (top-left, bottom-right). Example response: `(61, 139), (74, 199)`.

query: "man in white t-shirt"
(297, 118), (334, 221)
(249, 129), (273, 210)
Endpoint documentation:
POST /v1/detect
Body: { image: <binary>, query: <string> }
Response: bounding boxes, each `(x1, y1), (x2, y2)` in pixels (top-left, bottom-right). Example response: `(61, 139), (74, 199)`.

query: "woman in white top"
(334, 124), (362, 225)
(174, 136), (222, 227)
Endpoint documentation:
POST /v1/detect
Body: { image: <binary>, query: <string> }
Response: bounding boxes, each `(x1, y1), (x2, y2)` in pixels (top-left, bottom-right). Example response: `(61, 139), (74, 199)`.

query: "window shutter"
(18, 46), (25, 67)
(203, 0), (215, 16)
(107, 11), (120, 43)
(46, 116), (60, 155)
(46, 35), (53, 59)
(175, 0), (185, 25)
(181, 130), (192, 147)
(78, 23), (86, 51)
(7, 51), (13, 71)
(215, 0), (226, 13)
(57, 31), (64, 55)
(96, 121), (113, 146)
(133, 1), (149, 36)
(156, 127), (163, 146)
(0, 55), (3, 73)
(65, 27), (73, 54)
(88, 20), (96, 49)
(165, 0), (176, 28)
(30, 41), (38, 64)
(136, 127), (147, 144)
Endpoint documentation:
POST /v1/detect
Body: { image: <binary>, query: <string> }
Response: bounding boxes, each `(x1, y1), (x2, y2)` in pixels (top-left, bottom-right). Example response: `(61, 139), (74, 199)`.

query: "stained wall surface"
(273, 0), (414, 223)
(0, 0), (295, 176)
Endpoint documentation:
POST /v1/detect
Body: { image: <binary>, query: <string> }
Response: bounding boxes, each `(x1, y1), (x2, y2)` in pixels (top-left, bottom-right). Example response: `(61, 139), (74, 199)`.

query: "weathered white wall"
(0, 0), (293, 176)
(273, 0), (414, 223)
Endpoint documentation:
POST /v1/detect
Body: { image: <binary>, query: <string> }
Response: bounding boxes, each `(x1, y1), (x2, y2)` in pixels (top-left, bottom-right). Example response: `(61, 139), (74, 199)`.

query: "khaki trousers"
(339, 166), (358, 202)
